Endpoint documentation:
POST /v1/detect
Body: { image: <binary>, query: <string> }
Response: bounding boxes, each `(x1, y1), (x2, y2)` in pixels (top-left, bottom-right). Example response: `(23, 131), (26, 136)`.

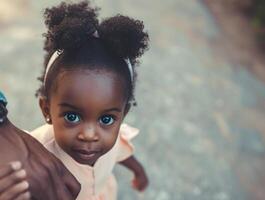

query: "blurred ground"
(204, 0), (265, 84)
(1, 0), (265, 200)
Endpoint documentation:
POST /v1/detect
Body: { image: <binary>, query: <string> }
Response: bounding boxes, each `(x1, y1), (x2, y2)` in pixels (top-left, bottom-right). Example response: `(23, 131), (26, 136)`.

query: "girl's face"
(40, 69), (129, 166)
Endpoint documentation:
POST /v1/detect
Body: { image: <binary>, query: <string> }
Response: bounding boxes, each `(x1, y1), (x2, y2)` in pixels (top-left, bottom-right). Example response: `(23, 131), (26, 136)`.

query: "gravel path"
(1, 1), (265, 199)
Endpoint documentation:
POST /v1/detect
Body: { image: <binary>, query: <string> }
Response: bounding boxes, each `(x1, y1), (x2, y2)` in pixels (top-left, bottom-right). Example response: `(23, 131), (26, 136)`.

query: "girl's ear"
(39, 97), (52, 124)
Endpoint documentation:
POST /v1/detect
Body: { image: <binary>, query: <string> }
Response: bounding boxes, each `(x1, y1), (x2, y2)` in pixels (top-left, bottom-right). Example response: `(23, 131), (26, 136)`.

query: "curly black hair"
(36, 0), (149, 106)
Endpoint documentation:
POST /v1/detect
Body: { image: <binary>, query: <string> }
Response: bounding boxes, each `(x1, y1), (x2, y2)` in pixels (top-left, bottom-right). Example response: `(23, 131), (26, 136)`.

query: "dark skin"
(40, 68), (148, 191)
(0, 100), (80, 200)
(120, 156), (149, 191)
(0, 162), (30, 200)
(41, 69), (126, 166)
(0, 68), (148, 198)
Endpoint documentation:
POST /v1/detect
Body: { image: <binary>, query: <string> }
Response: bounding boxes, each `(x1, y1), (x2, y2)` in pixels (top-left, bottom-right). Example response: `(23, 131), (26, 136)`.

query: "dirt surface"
(2, 1), (265, 199)
(203, 0), (265, 83)
(203, 1), (265, 199)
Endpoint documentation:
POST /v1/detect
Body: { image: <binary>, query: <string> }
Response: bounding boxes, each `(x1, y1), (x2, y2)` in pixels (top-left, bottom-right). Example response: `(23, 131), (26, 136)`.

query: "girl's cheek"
(54, 126), (76, 143)
(104, 133), (119, 151)
(61, 129), (77, 141)
(55, 133), (75, 151)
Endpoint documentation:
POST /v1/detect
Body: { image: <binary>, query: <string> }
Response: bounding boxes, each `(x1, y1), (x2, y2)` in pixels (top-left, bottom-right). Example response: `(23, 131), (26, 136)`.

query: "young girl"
(0, 1), (149, 199)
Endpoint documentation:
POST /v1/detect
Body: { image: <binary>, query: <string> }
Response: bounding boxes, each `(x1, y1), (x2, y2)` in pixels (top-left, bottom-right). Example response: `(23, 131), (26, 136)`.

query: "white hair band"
(44, 30), (134, 85)
(44, 51), (134, 84)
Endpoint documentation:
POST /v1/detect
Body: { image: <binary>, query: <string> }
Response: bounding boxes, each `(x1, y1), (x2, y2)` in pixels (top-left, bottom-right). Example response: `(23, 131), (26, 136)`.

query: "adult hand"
(0, 162), (30, 200)
(0, 91), (80, 199)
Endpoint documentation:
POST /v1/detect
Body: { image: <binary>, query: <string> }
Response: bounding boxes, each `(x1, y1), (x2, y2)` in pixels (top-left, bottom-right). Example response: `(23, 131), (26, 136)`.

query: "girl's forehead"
(58, 68), (119, 80)
(53, 69), (126, 105)
(57, 68), (122, 87)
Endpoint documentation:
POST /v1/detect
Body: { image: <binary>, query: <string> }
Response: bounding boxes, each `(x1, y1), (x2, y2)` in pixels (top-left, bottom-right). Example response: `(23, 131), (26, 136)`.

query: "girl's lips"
(72, 149), (100, 160)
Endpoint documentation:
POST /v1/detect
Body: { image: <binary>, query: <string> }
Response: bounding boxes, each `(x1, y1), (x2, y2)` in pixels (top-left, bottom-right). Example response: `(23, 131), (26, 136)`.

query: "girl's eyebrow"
(59, 103), (121, 113)
(58, 103), (80, 110)
(102, 108), (122, 113)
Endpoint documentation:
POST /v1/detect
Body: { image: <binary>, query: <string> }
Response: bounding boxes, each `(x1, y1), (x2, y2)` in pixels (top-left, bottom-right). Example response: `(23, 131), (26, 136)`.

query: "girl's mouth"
(72, 149), (101, 161)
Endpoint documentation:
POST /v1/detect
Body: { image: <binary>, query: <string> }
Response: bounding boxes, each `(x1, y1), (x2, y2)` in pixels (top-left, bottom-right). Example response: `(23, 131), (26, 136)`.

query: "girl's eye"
(99, 115), (115, 126)
(64, 113), (81, 124)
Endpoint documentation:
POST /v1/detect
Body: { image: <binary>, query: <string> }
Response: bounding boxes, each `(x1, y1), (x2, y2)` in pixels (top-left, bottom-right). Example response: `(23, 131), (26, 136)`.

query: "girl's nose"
(77, 124), (99, 142)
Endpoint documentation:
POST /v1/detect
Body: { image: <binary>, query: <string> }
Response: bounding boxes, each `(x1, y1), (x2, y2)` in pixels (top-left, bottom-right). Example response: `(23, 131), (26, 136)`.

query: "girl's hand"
(119, 156), (149, 192)
(0, 161), (31, 200)
(132, 169), (149, 192)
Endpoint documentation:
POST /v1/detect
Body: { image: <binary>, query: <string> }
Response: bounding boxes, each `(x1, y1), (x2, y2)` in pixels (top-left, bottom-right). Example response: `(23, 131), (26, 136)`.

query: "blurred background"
(1, 0), (265, 199)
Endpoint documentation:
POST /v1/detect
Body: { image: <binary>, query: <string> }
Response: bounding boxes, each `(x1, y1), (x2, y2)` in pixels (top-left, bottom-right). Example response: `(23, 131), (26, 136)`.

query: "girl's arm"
(0, 162), (31, 200)
(119, 155), (149, 191)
